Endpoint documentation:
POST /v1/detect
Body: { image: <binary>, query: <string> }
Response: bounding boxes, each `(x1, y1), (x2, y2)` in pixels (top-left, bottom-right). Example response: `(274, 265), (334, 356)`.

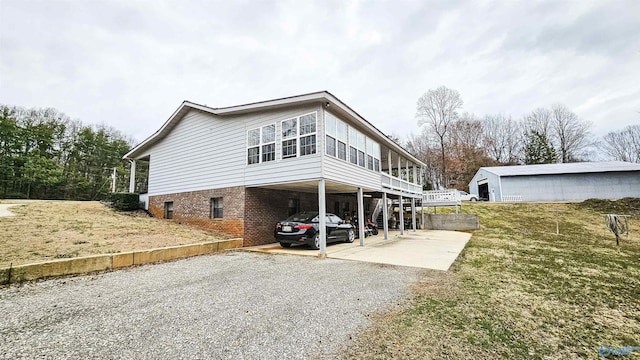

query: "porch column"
(357, 187), (365, 246)
(411, 197), (416, 232)
(318, 179), (327, 257)
(128, 159), (136, 193)
(406, 160), (410, 182)
(399, 194), (404, 235)
(382, 192), (389, 240)
(388, 149), (392, 177)
(398, 156), (402, 180)
(421, 196), (426, 230)
(413, 166), (417, 186)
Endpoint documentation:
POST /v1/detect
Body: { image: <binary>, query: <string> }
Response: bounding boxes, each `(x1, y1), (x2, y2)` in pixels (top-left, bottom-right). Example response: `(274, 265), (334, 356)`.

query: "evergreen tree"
(524, 130), (557, 165)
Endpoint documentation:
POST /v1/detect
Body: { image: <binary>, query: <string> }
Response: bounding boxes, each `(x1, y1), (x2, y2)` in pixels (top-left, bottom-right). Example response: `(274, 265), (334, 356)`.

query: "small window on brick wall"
(164, 201), (173, 219)
(287, 198), (300, 216)
(211, 197), (223, 219)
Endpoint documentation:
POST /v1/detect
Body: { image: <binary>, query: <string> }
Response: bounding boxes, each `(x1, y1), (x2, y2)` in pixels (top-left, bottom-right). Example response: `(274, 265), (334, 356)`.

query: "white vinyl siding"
(146, 106), (322, 196)
(323, 156), (382, 191)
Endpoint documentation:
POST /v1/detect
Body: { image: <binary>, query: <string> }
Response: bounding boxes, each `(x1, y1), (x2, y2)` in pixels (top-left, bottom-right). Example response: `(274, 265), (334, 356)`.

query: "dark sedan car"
(275, 211), (355, 249)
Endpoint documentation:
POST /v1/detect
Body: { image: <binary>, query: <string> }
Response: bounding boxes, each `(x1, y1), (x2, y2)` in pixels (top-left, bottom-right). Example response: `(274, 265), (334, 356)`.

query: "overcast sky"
(1, 0), (639, 145)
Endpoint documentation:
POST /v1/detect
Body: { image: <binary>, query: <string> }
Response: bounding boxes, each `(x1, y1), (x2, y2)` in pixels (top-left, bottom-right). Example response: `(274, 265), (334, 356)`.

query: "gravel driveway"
(0, 252), (423, 359)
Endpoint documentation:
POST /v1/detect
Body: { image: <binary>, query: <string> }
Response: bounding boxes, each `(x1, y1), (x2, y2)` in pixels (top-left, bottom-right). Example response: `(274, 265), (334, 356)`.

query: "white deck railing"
(381, 173), (423, 195)
(422, 189), (461, 206)
(502, 195), (523, 202)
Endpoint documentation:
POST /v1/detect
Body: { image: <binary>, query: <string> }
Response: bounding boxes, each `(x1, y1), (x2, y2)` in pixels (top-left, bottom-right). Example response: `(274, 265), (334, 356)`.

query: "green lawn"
(346, 199), (640, 359)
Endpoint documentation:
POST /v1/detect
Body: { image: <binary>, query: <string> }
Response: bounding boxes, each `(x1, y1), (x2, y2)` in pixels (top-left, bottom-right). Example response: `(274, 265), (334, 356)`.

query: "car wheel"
(280, 242), (291, 248)
(346, 228), (355, 243)
(470, 197), (478, 202)
(309, 234), (320, 250)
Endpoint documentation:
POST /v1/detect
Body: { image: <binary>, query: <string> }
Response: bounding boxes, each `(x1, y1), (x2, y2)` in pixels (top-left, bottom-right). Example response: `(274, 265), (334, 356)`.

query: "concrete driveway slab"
(245, 230), (471, 271)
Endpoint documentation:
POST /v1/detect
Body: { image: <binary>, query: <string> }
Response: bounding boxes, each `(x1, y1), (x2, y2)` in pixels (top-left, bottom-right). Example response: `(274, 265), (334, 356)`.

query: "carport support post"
(421, 196), (425, 230)
(411, 197), (416, 232)
(382, 192), (389, 240)
(318, 179), (327, 258)
(399, 194), (404, 235)
(357, 187), (365, 246)
(128, 159), (136, 193)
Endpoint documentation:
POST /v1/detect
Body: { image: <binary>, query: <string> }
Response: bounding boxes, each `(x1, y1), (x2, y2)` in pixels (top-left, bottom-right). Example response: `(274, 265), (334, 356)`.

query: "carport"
(254, 176), (424, 258)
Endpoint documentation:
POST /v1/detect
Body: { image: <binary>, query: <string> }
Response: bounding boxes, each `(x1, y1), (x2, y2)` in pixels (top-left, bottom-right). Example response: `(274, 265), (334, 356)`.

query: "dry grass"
(0, 200), (231, 268)
(345, 200), (640, 359)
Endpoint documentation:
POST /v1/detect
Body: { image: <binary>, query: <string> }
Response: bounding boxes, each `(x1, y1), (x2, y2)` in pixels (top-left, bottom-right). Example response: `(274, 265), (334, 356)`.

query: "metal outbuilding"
(468, 161), (640, 202)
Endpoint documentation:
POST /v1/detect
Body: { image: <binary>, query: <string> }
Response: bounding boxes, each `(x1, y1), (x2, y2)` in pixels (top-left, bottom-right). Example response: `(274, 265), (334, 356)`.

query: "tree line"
(0, 105), (146, 200)
(407, 86), (640, 190)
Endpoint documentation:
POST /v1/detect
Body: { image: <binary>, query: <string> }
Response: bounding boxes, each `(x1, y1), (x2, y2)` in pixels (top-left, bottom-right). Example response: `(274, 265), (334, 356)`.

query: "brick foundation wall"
(244, 188), (359, 247)
(149, 186), (374, 247)
(148, 186), (245, 238)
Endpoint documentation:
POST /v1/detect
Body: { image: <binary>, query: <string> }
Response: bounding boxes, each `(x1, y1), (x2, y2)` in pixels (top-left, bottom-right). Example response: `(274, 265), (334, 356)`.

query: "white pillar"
(411, 197), (416, 232)
(413, 165), (417, 185)
(406, 160), (410, 182)
(399, 194), (404, 235)
(398, 157), (402, 180)
(111, 168), (117, 193)
(388, 150), (392, 177)
(357, 187), (365, 246)
(421, 195), (425, 230)
(129, 160), (136, 193)
(318, 179), (327, 257)
(382, 192), (389, 240)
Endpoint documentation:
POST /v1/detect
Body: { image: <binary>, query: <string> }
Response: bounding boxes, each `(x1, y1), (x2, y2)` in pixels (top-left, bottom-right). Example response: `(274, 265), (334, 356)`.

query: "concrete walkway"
(0, 204), (23, 217)
(244, 230), (471, 271)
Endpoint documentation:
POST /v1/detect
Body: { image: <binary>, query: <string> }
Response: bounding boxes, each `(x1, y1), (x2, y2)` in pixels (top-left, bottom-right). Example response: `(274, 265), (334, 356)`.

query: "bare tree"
(415, 86), (463, 188)
(405, 130), (438, 189)
(523, 108), (553, 139)
(482, 114), (521, 164)
(550, 103), (592, 162)
(599, 125), (640, 163)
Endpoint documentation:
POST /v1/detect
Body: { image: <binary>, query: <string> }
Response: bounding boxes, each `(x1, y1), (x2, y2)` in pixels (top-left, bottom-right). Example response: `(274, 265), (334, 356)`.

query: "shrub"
(107, 192), (139, 211)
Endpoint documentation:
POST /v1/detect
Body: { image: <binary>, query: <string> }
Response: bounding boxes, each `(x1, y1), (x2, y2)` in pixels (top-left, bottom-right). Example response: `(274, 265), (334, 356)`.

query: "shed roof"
(481, 161), (640, 177)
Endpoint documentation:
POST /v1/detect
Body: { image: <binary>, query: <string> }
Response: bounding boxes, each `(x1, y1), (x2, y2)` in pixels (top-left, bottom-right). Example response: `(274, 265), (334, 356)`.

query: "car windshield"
(285, 212), (318, 222)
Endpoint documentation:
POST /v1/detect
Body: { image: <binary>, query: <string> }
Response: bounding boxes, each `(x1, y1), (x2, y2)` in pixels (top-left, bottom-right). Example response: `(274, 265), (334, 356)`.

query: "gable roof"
(480, 161), (640, 177)
(123, 91), (425, 166)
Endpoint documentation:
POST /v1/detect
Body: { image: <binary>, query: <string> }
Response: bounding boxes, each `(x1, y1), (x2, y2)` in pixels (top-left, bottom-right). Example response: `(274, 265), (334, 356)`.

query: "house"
(123, 91), (426, 254)
(469, 161), (640, 202)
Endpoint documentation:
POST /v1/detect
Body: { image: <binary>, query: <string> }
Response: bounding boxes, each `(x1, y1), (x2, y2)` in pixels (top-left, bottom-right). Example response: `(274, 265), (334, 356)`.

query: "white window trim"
(281, 111), (317, 160)
(246, 123), (276, 165)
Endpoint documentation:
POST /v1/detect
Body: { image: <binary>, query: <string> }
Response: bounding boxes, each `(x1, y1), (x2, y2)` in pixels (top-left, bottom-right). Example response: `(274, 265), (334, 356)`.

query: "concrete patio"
(244, 230), (472, 271)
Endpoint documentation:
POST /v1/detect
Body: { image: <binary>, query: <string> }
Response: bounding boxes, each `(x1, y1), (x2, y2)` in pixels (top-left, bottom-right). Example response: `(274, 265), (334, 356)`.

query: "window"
(337, 141), (346, 160)
(287, 198), (300, 216)
(300, 135), (316, 155)
(326, 112), (348, 161)
(247, 124), (275, 164)
(326, 135), (336, 156)
(281, 112), (317, 159)
(282, 139), (296, 158)
(164, 202), (173, 219)
(210, 197), (223, 218)
(336, 120), (347, 161)
(327, 113), (381, 172)
(349, 146), (358, 165)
